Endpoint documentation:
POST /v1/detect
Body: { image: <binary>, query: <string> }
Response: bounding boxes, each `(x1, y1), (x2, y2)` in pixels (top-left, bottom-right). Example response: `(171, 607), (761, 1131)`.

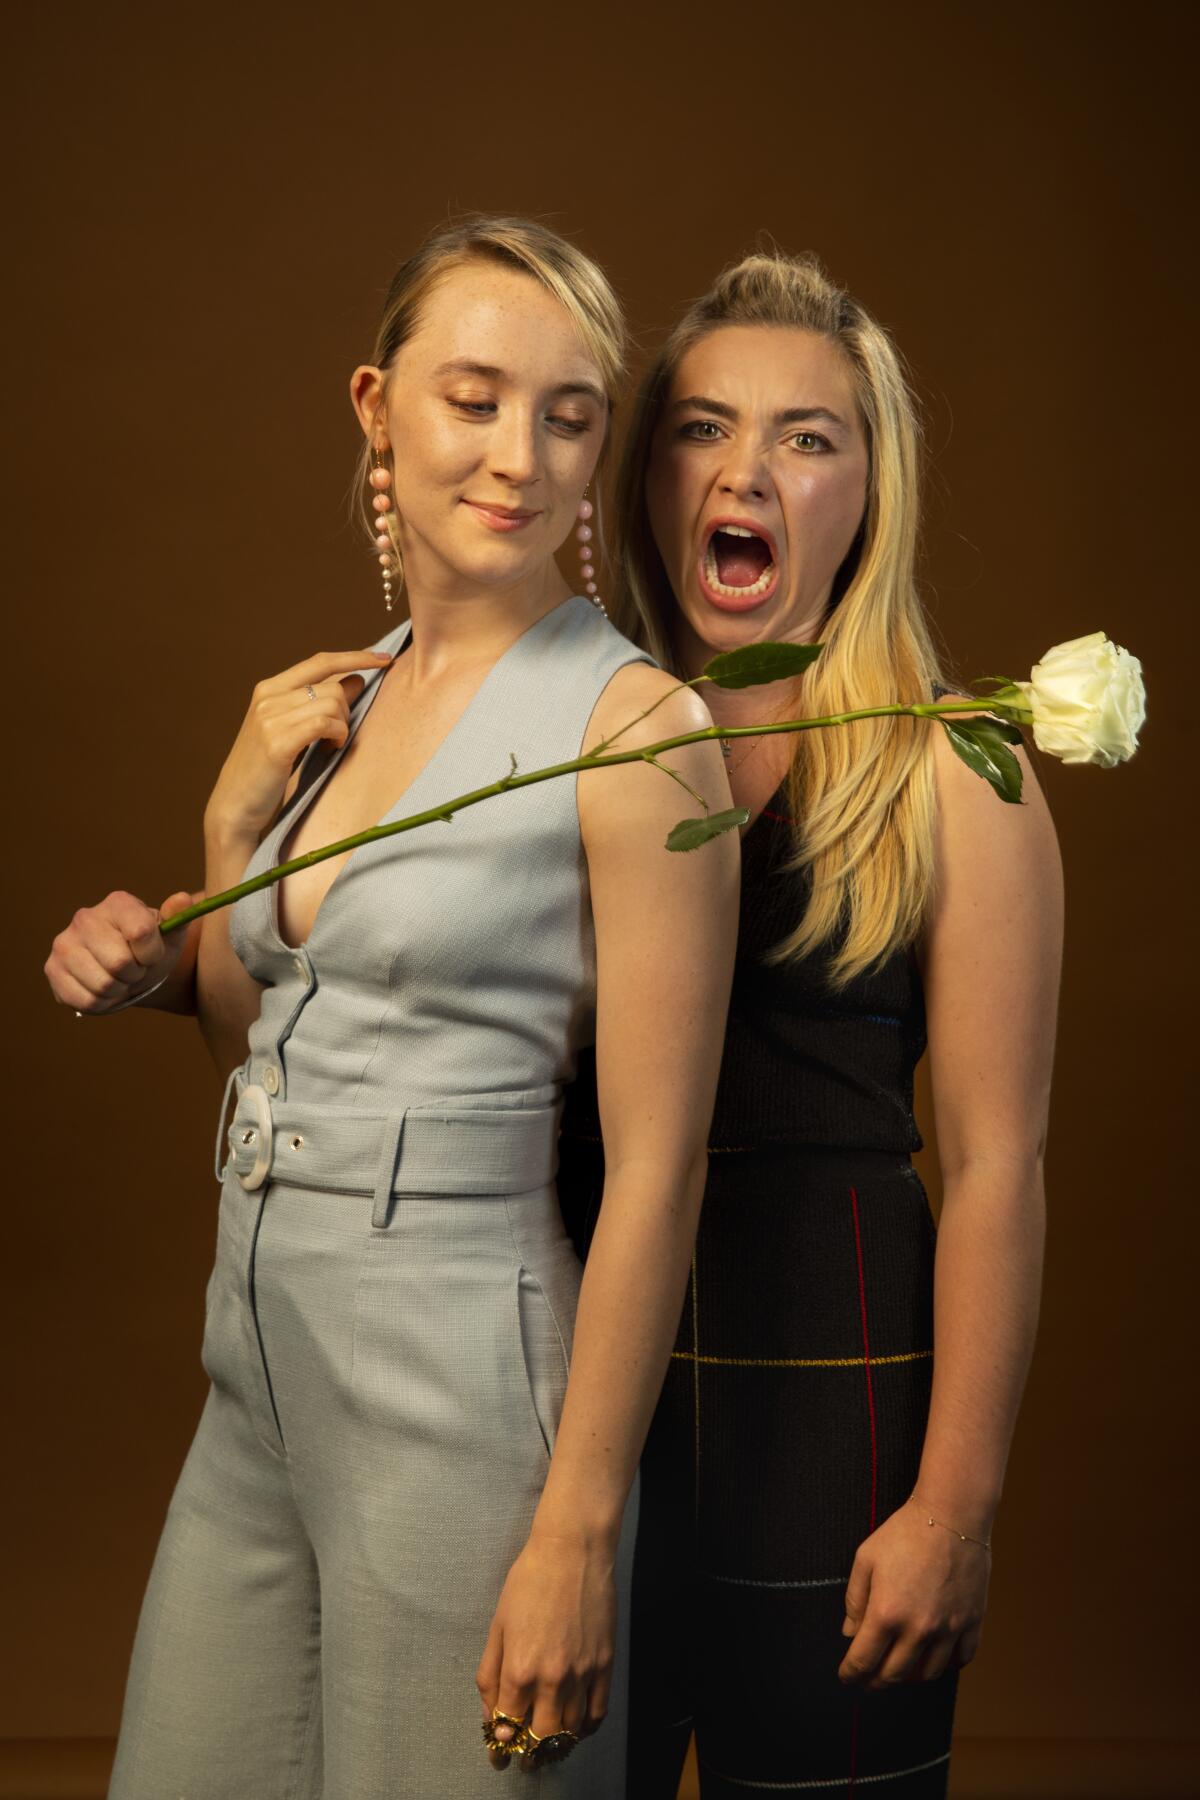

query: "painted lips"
(698, 519), (779, 611)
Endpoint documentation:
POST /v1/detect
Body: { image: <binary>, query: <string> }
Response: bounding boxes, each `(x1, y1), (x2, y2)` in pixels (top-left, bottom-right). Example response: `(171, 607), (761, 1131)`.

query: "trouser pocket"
(513, 1262), (570, 1463)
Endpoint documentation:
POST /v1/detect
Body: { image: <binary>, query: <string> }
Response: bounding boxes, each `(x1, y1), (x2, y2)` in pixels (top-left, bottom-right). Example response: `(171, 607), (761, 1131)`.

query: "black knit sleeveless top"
(560, 778), (926, 1154)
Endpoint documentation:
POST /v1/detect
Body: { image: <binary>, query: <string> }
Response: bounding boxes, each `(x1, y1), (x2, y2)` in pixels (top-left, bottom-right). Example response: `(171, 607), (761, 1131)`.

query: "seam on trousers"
(248, 1192), (288, 1457)
(282, 1578), (323, 1800)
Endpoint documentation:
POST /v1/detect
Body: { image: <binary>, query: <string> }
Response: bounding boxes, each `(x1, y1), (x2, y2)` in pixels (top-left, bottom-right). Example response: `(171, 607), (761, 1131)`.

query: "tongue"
(714, 533), (771, 587)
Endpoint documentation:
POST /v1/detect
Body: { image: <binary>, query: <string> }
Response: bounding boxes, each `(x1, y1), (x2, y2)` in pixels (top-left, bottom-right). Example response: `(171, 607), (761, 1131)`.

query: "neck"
(672, 594), (829, 730)
(674, 634), (806, 734)
(399, 556), (572, 681)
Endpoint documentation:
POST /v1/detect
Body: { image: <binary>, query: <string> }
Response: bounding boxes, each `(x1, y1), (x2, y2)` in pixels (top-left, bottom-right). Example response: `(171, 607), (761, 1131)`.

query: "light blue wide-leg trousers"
(109, 1149), (636, 1799)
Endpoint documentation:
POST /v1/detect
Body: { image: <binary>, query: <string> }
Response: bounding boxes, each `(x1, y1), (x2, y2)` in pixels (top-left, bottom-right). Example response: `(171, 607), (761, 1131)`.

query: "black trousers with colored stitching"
(557, 1139), (961, 1800)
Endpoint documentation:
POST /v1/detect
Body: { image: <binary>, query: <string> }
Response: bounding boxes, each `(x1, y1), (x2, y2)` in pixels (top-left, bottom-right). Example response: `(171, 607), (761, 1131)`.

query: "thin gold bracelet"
(909, 1492), (992, 1551)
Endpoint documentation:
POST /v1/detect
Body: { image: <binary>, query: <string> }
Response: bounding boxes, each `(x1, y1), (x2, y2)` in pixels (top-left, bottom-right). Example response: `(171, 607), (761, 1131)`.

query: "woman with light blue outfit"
(46, 215), (739, 1798)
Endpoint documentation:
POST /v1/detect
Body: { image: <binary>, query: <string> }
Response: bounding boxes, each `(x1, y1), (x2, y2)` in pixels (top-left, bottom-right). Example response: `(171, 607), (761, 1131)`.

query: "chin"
(453, 542), (544, 590)
(680, 583), (782, 650)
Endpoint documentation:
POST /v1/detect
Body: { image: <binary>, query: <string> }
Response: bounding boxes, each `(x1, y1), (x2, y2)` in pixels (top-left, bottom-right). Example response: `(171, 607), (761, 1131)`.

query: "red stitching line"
(759, 806), (793, 826)
(848, 1185), (876, 1799)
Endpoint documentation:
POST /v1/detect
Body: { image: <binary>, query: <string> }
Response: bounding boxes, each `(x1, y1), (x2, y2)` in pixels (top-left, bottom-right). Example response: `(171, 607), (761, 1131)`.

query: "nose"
(487, 403), (540, 488)
(717, 442), (769, 502)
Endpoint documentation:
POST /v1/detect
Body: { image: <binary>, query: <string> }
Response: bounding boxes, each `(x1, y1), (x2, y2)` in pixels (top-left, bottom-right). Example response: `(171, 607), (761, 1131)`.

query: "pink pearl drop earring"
(370, 449), (398, 611)
(576, 495), (606, 615)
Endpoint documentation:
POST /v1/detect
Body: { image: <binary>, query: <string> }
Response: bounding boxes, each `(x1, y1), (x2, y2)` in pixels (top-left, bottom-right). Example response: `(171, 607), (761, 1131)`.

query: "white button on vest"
(262, 1064), (280, 1095)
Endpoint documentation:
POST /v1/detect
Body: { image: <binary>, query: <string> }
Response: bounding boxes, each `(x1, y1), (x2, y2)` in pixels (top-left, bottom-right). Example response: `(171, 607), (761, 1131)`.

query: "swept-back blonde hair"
(615, 250), (946, 985)
(355, 215), (626, 614)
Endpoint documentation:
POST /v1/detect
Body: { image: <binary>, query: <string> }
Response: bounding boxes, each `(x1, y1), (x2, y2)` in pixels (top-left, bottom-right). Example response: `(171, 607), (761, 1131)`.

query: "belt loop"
(370, 1111), (408, 1229)
(213, 1060), (248, 1183)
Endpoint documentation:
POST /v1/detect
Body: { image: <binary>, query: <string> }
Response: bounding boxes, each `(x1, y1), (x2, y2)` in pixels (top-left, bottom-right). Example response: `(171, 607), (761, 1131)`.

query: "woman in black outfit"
(557, 251), (1063, 1798)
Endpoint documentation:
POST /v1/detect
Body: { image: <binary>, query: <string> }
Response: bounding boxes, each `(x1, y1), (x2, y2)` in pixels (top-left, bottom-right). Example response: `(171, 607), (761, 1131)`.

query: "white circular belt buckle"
(232, 1083), (274, 1191)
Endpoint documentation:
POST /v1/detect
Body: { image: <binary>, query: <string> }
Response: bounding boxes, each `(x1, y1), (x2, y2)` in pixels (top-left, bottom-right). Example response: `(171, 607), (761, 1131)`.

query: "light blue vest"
(226, 594), (655, 1121)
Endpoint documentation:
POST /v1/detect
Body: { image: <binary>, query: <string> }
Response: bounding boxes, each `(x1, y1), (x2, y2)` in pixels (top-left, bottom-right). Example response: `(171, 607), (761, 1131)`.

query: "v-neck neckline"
(743, 776), (789, 841)
(268, 594), (584, 954)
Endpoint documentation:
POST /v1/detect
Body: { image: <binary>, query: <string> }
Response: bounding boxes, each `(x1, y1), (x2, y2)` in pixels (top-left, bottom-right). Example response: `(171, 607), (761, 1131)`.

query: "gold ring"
(519, 1724), (580, 1768)
(481, 1708), (527, 1759)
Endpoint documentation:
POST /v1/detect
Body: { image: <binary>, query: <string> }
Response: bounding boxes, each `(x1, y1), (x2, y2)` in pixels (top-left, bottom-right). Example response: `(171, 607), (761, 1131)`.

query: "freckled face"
(355, 262), (607, 595)
(645, 326), (870, 659)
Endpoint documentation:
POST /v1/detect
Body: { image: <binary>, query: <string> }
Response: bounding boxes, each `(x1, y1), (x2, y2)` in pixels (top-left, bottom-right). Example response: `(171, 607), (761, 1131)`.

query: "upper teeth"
(716, 525), (757, 538)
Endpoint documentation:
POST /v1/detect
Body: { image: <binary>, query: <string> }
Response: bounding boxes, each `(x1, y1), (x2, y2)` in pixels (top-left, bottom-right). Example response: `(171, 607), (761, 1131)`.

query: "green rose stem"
(158, 662), (1025, 938)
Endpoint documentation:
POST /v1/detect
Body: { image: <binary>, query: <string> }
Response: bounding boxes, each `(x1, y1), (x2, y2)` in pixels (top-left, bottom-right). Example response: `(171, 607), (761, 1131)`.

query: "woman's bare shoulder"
(585, 658), (713, 750)
(926, 698), (1058, 857)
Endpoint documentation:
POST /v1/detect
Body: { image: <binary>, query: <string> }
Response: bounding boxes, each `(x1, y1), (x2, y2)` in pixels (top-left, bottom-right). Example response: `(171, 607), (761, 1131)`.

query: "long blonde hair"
(615, 250), (946, 985)
(355, 215), (627, 613)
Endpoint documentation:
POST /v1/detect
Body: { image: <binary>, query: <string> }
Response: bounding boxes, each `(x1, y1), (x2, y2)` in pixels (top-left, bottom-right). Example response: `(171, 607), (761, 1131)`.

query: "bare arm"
(914, 726), (1063, 1532)
(537, 667), (739, 1542)
(46, 648), (388, 1083)
(838, 722), (1063, 1691)
(153, 741), (311, 1065)
(194, 648), (390, 1078)
(477, 663), (740, 1747)
(195, 814), (271, 1081)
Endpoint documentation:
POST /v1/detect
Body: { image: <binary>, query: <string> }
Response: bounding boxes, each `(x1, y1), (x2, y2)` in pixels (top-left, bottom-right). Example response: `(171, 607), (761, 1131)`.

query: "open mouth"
(701, 522), (778, 602)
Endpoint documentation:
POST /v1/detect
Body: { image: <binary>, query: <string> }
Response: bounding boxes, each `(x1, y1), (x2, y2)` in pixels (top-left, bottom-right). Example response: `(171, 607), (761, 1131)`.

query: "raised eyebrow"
(673, 394), (738, 421)
(777, 405), (849, 429)
(672, 395), (848, 430)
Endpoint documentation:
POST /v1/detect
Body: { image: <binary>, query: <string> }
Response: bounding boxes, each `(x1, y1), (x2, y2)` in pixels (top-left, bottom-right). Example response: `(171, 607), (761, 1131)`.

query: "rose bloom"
(1016, 632), (1146, 767)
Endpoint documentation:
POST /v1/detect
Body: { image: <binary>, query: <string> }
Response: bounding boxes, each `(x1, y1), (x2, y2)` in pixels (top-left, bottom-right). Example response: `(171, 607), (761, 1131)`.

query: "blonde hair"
(615, 250), (947, 985)
(355, 215), (626, 611)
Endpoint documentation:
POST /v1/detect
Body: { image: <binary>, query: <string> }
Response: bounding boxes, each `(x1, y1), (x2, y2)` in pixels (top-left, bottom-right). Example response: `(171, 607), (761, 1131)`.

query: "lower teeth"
(705, 544), (775, 596)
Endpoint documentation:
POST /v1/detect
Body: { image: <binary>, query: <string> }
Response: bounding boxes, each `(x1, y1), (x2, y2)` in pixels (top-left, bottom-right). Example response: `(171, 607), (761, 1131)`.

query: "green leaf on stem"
(970, 678), (1034, 724)
(941, 719), (1024, 803)
(702, 641), (823, 689)
(666, 807), (751, 852)
(967, 712), (1024, 744)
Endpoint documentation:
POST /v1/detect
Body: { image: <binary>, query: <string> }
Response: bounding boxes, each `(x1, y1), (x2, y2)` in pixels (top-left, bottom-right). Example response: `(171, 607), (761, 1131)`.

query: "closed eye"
(450, 399), (591, 435)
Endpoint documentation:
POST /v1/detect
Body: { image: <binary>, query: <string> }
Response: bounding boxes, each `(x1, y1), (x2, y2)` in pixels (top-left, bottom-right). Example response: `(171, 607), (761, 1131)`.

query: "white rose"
(1014, 632), (1146, 767)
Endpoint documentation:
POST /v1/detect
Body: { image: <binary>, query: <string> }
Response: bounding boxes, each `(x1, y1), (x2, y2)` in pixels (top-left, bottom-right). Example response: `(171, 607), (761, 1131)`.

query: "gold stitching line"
(557, 1130), (913, 1159)
(670, 1349), (933, 1368)
(560, 1133), (849, 1156)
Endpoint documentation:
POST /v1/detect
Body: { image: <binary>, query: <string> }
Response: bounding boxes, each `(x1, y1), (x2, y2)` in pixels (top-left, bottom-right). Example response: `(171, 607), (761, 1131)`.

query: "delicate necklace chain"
(718, 685), (801, 778)
(719, 732), (766, 777)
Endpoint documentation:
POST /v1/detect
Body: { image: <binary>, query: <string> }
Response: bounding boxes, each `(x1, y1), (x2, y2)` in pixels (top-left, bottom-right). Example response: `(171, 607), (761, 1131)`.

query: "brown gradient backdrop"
(3, 3), (1194, 1796)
